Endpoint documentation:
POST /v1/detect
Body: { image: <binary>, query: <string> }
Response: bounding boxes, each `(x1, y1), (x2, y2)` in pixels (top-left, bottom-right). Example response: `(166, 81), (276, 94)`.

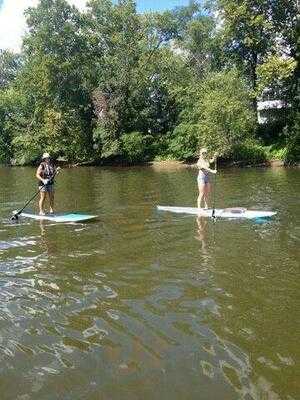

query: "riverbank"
(62, 158), (292, 170)
(148, 158), (295, 171)
(3, 158), (299, 170)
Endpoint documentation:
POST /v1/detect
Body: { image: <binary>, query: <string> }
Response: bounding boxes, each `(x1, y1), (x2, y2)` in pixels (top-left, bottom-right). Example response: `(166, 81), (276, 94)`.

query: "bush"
(12, 134), (44, 165)
(12, 108), (91, 165)
(121, 132), (153, 163)
(0, 136), (10, 163)
(256, 120), (287, 145)
(284, 113), (300, 165)
(168, 69), (257, 160)
(93, 125), (120, 160)
(231, 139), (268, 164)
(0, 88), (23, 163)
(168, 123), (200, 160)
(151, 135), (172, 160)
(266, 143), (287, 160)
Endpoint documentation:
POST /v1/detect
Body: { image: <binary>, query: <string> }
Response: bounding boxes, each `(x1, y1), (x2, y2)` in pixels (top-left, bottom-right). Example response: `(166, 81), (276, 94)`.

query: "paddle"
(11, 169), (59, 221)
(212, 157), (217, 220)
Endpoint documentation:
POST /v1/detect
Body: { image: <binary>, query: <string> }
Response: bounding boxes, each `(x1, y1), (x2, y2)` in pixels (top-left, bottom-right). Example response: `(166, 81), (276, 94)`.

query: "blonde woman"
(197, 148), (217, 209)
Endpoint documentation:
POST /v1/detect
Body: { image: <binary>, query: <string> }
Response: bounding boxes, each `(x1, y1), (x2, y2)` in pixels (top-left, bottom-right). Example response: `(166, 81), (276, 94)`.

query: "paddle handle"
(212, 158), (217, 219)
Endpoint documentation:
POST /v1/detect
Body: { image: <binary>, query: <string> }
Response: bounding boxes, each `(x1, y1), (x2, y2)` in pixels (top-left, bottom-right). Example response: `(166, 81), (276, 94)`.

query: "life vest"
(38, 162), (55, 186)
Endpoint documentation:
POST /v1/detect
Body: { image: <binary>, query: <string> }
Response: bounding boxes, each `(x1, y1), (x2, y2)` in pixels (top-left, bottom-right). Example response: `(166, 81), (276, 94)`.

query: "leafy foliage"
(198, 70), (256, 154)
(0, 50), (22, 89)
(0, 0), (298, 165)
(284, 112), (300, 164)
(169, 123), (200, 160)
(256, 55), (297, 102)
(231, 139), (268, 164)
(121, 132), (153, 163)
(169, 70), (256, 158)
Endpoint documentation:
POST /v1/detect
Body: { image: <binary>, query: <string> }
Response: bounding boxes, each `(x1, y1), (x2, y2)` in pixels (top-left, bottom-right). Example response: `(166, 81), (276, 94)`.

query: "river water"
(0, 165), (299, 400)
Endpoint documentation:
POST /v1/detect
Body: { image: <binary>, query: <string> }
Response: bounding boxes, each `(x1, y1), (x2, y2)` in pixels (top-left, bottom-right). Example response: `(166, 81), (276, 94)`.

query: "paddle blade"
(11, 211), (20, 221)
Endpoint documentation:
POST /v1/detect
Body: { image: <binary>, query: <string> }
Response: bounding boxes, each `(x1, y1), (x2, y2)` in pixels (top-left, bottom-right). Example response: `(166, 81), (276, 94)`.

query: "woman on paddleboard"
(197, 148), (217, 209)
(36, 153), (60, 215)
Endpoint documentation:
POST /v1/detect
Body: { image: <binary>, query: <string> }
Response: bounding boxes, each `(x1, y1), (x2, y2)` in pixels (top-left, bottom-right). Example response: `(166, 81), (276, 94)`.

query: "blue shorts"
(39, 184), (54, 193)
(197, 175), (209, 184)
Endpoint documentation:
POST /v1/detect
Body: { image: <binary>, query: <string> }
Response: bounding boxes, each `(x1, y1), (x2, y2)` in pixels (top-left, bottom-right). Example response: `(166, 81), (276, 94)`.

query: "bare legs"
(39, 190), (55, 215)
(204, 183), (211, 208)
(197, 182), (211, 209)
(197, 186), (205, 208)
(39, 192), (46, 215)
(49, 192), (54, 213)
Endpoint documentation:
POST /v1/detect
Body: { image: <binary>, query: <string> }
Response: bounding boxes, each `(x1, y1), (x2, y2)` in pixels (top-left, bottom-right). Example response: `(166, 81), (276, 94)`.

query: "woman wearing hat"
(36, 153), (60, 215)
(197, 148), (217, 209)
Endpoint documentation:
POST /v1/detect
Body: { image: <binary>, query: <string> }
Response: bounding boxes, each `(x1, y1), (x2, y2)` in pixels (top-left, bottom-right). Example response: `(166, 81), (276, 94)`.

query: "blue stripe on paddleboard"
(20, 211), (98, 222)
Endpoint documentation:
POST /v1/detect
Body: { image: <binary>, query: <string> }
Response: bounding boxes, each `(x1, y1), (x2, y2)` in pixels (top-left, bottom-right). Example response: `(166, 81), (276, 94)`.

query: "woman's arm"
(36, 165), (45, 182)
(207, 167), (217, 174)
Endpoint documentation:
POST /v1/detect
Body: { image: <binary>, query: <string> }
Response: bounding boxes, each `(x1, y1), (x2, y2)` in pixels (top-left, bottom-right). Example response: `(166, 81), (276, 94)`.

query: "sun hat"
(42, 152), (51, 160)
(199, 147), (208, 155)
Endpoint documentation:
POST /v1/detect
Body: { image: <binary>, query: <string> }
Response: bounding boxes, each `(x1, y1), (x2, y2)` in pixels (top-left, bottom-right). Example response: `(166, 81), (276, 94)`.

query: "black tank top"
(38, 162), (55, 186)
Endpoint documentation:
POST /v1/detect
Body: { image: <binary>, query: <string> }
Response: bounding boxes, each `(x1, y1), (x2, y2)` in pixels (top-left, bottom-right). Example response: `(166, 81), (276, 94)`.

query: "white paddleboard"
(19, 211), (98, 223)
(157, 206), (276, 219)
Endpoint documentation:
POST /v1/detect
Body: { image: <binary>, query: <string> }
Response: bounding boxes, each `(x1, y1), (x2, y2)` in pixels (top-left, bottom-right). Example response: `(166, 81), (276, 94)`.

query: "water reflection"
(0, 166), (299, 400)
(195, 216), (208, 251)
(38, 220), (57, 257)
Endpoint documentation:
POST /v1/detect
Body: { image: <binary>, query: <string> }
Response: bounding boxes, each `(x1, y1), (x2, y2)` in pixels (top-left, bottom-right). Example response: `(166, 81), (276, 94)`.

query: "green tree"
(86, 0), (144, 159)
(284, 19), (300, 164)
(0, 50), (22, 89)
(217, 0), (298, 112)
(217, 0), (274, 110)
(269, 0), (298, 59)
(199, 69), (256, 153)
(0, 88), (28, 163)
(169, 69), (256, 159)
(2, 0), (293, 165)
(13, 0), (94, 163)
(86, 0), (192, 160)
(256, 56), (297, 100)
